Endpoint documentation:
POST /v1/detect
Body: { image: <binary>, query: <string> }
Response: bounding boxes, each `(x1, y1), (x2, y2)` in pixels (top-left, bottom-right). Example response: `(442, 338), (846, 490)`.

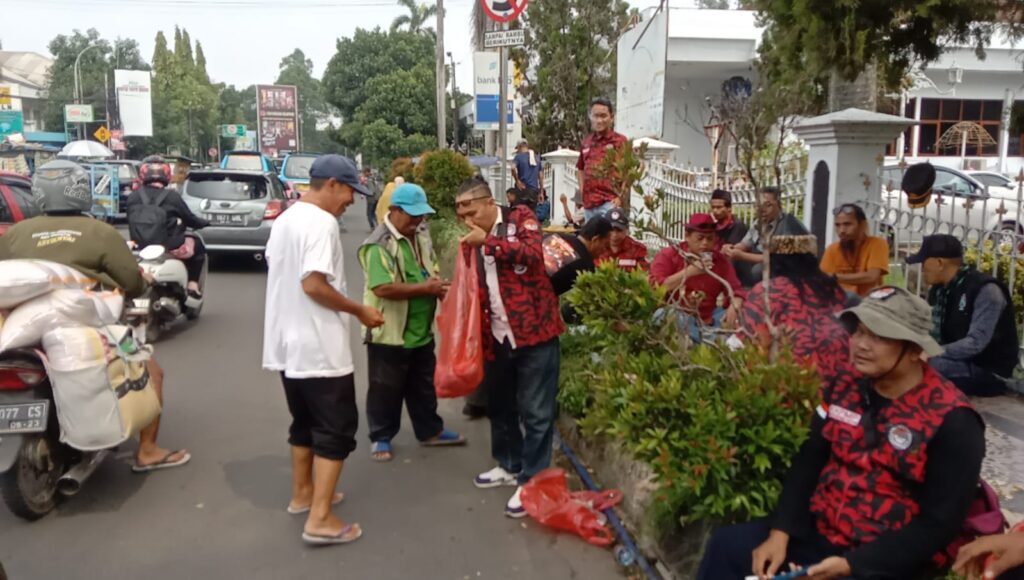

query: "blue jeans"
(486, 338), (560, 485)
(656, 306), (726, 343)
(583, 201), (615, 222)
(930, 356), (1007, 397)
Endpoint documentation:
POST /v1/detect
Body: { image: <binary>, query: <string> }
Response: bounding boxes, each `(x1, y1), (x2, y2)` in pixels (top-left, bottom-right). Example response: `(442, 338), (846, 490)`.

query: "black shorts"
(280, 373), (358, 460)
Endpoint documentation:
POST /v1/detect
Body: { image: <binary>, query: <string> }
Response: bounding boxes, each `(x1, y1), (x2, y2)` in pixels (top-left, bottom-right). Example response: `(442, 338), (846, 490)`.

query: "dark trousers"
(366, 342), (444, 443)
(486, 338), (560, 486)
(281, 373), (358, 461)
(697, 519), (845, 580)
(366, 197), (378, 230)
(182, 235), (207, 283)
(931, 356), (1008, 397)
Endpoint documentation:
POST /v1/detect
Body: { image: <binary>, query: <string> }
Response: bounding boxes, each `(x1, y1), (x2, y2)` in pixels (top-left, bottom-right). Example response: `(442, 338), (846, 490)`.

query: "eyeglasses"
(833, 204), (860, 216)
(456, 196), (490, 209)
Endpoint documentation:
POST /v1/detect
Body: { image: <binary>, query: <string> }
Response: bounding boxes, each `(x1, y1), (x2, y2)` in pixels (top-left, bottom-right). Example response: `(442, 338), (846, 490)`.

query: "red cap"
(685, 213), (717, 232)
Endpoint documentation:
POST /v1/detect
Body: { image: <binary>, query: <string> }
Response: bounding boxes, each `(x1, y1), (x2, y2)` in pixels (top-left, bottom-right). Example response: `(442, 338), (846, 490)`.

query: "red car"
(0, 172), (38, 236)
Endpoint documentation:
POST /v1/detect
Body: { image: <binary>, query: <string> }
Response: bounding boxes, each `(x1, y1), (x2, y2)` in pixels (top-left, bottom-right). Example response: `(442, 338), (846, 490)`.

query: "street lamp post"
(73, 44), (100, 140)
(448, 52), (459, 150)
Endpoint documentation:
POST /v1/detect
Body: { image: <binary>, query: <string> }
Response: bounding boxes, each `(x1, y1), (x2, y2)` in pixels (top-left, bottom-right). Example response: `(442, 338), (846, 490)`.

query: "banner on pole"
(256, 85), (299, 157)
(114, 70), (153, 137)
(473, 52), (515, 131)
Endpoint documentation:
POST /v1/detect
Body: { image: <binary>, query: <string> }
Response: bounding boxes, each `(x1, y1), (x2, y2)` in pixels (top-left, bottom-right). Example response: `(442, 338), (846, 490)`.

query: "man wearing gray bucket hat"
(699, 285), (985, 580)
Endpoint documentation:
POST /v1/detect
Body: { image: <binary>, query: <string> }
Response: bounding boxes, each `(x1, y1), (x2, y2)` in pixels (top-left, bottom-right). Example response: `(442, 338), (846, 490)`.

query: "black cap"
(906, 234), (963, 264)
(309, 154), (370, 196)
(901, 163), (936, 208)
(606, 207), (628, 230)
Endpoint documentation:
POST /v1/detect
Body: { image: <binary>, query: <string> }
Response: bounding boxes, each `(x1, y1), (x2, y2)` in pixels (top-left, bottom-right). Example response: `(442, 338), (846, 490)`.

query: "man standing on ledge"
(455, 176), (565, 519)
(263, 154), (384, 546)
(911, 234), (1019, 397)
(576, 97), (628, 221)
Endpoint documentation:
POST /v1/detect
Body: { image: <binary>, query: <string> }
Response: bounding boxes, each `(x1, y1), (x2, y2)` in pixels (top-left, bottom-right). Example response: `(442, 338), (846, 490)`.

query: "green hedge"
(415, 150), (476, 213)
(561, 263), (819, 531)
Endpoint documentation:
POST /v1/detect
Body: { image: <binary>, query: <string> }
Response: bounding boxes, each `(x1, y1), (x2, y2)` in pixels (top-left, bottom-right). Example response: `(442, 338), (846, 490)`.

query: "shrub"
(964, 240), (1024, 327)
(563, 265), (819, 531)
(388, 157), (416, 183)
(415, 150), (476, 212)
(428, 209), (466, 280)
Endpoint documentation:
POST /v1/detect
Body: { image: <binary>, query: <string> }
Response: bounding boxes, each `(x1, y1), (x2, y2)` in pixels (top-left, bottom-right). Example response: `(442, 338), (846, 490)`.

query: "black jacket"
(125, 185), (209, 249)
(929, 268), (1019, 377)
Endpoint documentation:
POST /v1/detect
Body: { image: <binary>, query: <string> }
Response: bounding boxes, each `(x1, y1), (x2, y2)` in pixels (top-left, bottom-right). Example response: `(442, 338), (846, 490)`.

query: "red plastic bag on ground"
(520, 467), (623, 546)
(434, 245), (484, 398)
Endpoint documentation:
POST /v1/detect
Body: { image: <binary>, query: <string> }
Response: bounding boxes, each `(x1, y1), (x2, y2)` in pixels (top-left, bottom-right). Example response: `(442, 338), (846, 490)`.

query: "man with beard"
(820, 204), (890, 297)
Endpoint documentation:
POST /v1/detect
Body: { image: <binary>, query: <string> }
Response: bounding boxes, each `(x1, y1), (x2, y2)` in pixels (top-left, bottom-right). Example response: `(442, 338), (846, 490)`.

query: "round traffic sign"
(208, 147), (218, 158)
(480, 0), (528, 23)
(227, 124), (237, 134)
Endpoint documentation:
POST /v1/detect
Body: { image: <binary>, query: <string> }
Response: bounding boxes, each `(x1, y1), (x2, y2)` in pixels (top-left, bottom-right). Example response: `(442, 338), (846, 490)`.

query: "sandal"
(302, 523), (363, 546)
(370, 440), (393, 462)
(132, 450), (191, 473)
(287, 491), (346, 515)
(421, 429), (466, 447)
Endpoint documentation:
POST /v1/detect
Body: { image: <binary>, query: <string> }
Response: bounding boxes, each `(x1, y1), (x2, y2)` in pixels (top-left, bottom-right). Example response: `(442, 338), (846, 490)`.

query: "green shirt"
(364, 239), (435, 348)
(0, 215), (146, 298)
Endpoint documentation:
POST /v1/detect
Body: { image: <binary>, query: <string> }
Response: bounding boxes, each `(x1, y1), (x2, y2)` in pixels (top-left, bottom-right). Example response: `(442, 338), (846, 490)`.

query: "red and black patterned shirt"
(576, 130), (628, 209)
(596, 236), (649, 272)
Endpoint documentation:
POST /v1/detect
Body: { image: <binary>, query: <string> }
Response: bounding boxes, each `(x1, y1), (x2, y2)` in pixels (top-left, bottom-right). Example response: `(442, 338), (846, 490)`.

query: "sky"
(3, 0), (666, 99)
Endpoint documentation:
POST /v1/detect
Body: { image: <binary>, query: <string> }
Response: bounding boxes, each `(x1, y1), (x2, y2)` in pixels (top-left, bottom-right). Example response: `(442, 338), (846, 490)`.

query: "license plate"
(207, 213), (247, 226)
(0, 401), (49, 434)
(133, 298), (151, 309)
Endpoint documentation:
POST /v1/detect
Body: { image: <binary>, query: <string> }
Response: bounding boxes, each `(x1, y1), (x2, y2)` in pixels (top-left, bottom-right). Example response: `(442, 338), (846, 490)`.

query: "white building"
(0, 51), (53, 133)
(618, 7), (1024, 174)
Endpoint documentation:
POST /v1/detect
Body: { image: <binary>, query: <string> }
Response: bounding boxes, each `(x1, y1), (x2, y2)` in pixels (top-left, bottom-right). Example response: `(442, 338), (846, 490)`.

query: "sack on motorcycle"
(0, 260), (97, 309)
(0, 289), (124, 351)
(43, 327), (160, 451)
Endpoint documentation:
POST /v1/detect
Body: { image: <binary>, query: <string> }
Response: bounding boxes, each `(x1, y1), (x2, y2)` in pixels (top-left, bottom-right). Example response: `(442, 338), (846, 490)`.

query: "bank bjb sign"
(479, 0), (528, 22)
(473, 52), (515, 131)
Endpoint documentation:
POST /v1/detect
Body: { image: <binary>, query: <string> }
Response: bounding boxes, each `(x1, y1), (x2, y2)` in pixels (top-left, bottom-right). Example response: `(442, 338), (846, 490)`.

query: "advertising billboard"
(114, 70), (154, 137)
(473, 52), (515, 131)
(256, 85), (299, 157)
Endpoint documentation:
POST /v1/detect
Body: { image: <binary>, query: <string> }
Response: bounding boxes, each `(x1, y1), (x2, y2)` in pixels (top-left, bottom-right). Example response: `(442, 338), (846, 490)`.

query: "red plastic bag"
(434, 244), (484, 398)
(520, 467), (623, 546)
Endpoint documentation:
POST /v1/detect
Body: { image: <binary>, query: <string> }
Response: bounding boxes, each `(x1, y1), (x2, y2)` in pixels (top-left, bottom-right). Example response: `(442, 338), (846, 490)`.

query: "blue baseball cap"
(309, 154), (371, 196)
(390, 183), (435, 217)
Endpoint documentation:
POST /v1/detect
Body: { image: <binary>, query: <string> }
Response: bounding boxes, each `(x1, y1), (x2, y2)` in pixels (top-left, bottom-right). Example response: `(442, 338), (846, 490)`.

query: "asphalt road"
(0, 220), (623, 580)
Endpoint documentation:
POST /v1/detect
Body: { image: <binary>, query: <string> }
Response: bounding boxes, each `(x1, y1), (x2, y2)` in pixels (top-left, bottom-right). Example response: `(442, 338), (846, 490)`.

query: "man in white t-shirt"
(262, 154), (384, 546)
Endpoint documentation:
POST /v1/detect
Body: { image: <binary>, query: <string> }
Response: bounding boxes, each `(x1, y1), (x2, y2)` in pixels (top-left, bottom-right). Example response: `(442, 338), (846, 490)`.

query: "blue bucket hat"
(390, 183), (435, 217)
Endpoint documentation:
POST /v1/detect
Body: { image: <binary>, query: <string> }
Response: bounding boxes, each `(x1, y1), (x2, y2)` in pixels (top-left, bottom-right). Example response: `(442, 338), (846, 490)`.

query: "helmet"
(31, 160), (93, 213)
(139, 155), (171, 187)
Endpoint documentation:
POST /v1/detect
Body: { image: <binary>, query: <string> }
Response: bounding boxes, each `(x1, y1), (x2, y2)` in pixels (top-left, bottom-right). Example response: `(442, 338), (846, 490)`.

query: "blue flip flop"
(370, 440), (393, 462)
(421, 429), (467, 447)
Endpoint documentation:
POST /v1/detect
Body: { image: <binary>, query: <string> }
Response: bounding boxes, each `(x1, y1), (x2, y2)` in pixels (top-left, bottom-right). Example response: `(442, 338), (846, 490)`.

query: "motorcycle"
(126, 236), (207, 343)
(0, 349), (111, 520)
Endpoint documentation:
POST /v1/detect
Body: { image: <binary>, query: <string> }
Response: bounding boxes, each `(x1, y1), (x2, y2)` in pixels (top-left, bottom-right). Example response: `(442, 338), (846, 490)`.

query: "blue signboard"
(475, 95), (514, 126)
(0, 111), (24, 136)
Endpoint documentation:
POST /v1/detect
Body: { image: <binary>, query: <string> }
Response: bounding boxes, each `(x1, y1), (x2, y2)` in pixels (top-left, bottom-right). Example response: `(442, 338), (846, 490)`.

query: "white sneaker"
(505, 486), (527, 519)
(474, 466), (519, 489)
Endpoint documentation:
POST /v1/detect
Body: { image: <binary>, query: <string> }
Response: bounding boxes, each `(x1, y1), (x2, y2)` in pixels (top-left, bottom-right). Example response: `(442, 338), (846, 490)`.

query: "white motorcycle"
(126, 238), (207, 343)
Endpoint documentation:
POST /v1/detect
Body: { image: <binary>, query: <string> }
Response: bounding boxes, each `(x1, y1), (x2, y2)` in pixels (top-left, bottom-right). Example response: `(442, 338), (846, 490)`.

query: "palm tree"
(391, 0), (438, 34)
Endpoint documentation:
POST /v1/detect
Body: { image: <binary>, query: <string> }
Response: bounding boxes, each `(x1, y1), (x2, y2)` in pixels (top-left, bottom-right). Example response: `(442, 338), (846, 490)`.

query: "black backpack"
(128, 188), (171, 248)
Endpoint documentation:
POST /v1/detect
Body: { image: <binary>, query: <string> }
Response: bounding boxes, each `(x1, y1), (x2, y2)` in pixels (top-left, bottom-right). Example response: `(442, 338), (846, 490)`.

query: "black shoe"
(462, 403), (486, 420)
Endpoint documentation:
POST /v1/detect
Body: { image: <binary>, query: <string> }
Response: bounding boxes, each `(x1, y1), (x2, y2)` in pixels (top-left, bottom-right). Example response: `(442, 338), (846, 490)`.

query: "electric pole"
(435, 0), (447, 148)
(448, 52), (458, 149)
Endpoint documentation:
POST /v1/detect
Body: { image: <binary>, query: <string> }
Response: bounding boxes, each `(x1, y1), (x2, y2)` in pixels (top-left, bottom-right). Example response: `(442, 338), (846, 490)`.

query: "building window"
(918, 98), (1002, 157)
(1012, 102), (1024, 157)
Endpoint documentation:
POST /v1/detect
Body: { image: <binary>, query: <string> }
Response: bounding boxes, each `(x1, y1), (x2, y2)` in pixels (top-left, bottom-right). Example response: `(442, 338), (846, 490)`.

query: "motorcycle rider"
(125, 155), (210, 299)
(0, 160), (191, 472)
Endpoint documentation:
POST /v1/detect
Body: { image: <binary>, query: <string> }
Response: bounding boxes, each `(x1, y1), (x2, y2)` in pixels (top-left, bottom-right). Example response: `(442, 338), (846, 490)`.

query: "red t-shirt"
(576, 130), (629, 209)
(650, 242), (745, 323)
(596, 236), (649, 272)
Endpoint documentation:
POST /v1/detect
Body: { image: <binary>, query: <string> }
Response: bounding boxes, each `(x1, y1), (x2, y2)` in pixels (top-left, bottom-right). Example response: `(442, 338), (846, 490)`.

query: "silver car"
(181, 170), (292, 258)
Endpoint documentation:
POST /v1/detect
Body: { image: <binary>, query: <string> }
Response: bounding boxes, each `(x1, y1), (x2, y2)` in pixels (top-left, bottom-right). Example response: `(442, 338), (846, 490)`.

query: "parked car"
(881, 164), (1024, 242)
(220, 151), (275, 173)
(279, 152), (321, 197)
(180, 169), (291, 258)
(967, 171), (1019, 198)
(0, 172), (39, 235)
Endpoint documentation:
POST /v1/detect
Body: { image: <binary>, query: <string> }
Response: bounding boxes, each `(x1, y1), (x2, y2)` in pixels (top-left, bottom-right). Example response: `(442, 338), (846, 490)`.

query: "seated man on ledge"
(697, 286), (985, 580)
(911, 234), (1019, 397)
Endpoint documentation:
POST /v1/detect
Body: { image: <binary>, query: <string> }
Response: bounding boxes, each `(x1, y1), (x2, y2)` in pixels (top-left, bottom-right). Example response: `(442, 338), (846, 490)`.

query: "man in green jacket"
(359, 183), (466, 462)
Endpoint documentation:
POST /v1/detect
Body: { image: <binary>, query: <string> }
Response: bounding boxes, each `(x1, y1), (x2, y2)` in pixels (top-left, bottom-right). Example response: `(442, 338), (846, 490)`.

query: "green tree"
(354, 63), (436, 135)
(322, 28), (434, 121)
(148, 27), (219, 159)
(752, 0), (1011, 95)
(390, 0), (438, 34)
(514, 0), (634, 152)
